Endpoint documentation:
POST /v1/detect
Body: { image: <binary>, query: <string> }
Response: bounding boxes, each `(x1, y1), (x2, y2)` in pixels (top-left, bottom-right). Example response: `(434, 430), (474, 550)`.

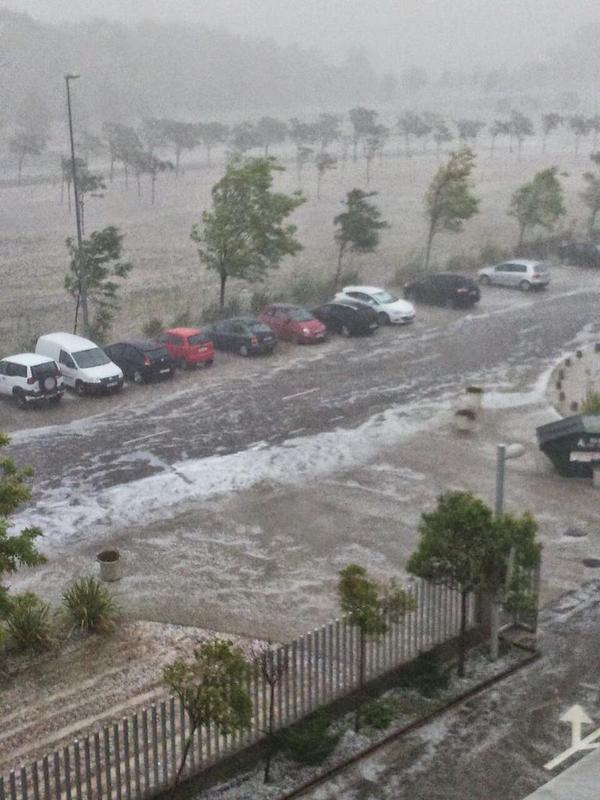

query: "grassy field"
(0, 139), (592, 353)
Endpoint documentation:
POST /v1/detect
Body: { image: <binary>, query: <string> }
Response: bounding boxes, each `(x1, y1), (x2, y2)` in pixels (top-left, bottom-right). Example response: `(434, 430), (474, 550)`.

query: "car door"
(493, 263), (511, 287)
(58, 349), (77, 387)
(230, 322), (247, 351)
(0, 361), (9, 396)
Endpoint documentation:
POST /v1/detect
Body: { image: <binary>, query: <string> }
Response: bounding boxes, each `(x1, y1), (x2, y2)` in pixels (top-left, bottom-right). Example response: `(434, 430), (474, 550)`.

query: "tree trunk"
(458, 590), (468, 677)
(80, 198), (85, 237)
(405, 134), (411, 157)
(219, 271), (227, 311)
(352, 139), (358, 162)
(109, 153), (114, 182)
(365, 158), (371, 186)
(517, 222), (526, 249)
(264, 680), (276, 783)
(17, 154), (24, 185)
(67, 182), (72, 214)
(124, 162), (129, 189)
(172, 730), (195, 794)
(589, 208), (599, 237)
(136, 173), (141, 198)
(151, 174), (156, 205)
(423, 220), (435, 270)
(333, 243), (346, 291)
(206, 145), (212, 167)
(489, 593), (500, 662)
(317, 172), (322, 199)
(175, 148), (181, 178)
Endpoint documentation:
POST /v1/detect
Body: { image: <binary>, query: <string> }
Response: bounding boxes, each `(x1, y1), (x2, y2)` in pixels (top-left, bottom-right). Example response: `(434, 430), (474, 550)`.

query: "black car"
(103, 340), (175, 383)
(557, 241), (600, 267)
(203, 317), (277, 356)
(312, 300), (379, 336)
(403, 273), (480, 308)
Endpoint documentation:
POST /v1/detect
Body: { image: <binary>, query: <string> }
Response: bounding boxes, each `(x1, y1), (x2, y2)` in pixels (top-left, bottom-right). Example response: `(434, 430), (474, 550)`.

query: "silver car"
(478, 259), (551, 291)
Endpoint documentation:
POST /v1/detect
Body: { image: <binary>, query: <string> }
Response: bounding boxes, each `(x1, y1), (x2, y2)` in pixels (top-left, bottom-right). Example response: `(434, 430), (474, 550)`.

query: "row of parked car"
(0, 265), (549, 409)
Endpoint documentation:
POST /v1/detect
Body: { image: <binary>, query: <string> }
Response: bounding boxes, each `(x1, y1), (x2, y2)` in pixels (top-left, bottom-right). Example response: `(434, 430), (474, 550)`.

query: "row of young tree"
(62, 145), (600, 341)
(7, 105), (600, 190)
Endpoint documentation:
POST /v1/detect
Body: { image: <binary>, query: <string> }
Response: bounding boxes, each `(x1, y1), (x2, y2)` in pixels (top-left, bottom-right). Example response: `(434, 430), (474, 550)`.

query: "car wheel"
(14, 390), (27, 409)
(340, 324), (351, 337)
(204, 360), (213, 368)
(133, 370), (144, 384)
(479, 275), (491, 286)
(75, 380), (86, 397)
(239, 344), (249, 357)
(519, 280), (531, 292)
(377, 312), (390, 325)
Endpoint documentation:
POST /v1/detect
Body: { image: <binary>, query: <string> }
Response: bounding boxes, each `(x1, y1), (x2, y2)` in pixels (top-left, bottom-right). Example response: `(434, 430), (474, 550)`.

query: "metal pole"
(65, 74), (87, 334)
(495, 444), (506, 518)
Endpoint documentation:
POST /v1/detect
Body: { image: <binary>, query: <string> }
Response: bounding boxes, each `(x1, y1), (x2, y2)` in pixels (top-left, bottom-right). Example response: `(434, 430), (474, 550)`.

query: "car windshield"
(373, 291), (398, 304)
(248, 322), (272, 333)
(31, 362), (59, 380)
(188, 334), (210, 345)
(73, 347), (110, 368)
(287, 308), (313, 321)
(145, 347), (170, 359)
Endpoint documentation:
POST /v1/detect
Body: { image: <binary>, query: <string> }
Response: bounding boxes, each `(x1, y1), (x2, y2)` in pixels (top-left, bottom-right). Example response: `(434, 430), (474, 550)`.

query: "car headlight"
(302, 327), (310, 334)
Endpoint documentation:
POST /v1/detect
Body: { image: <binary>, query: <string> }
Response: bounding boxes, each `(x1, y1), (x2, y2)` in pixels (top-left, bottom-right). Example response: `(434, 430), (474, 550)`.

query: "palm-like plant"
(62, 577), (119, 634)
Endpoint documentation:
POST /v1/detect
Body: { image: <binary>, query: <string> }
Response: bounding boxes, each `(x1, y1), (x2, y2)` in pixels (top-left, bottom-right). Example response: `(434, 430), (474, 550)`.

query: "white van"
(35, 332), (123, 396)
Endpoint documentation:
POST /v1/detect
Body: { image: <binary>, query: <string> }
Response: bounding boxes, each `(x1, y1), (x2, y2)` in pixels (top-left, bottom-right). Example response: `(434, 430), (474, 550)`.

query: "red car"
(158, 327), (214, 368)
(257, 304), (327, 344)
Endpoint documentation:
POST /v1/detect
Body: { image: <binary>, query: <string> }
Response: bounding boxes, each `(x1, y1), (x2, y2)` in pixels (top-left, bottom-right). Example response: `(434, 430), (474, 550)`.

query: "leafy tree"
(8, 130), (47, 184)
(396, 111), (430, 157)
(75, 163), (106, 235)
(333, 189), (389, 290)
(191, 157), (305, 310)
(315, 113), (341, 152)
(423, 147), (479, 269)
(569, 115), (591, 156)
(295, 145), (313, 190)
(338, 564), (413, 730)
(510, 110), (534, 159)
(197, 122), (229, 166)
(130, 150), (174, 203)
(65, 226), (133, 340)
(139, 117), (170, 156)
(164, 639), (252, 788)
(315, 152), (337, 198)
(229, 122), (259, 155)
(288, 118), (319, 150)
(508, 166), (566, 247)
(455, 119), (486, 145)
(163, 120), (200, 178)
(408, 492), (492, 677)
(489, 119), (510, 156)
(0, 434), (46, 621)
(254, 116), (288, 157)
(432, 119), (453, 157)
(348, 107), (377, 162)
(363, 125), (388, 184)
(541, 113), (563, 153)
(581, 152), (600, 236)
(102, 122), (142, 185)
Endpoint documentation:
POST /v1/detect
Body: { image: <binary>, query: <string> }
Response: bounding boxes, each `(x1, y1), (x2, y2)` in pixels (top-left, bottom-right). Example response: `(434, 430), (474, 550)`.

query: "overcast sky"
(3, 0), (599, 72)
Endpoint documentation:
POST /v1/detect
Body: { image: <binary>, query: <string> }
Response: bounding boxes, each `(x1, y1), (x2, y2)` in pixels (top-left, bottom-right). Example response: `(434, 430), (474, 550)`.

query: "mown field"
(0, 137), (592, 353)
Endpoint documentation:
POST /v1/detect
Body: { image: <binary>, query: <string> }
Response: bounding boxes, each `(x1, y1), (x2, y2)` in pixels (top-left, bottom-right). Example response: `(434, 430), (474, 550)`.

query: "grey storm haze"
(3, 0), (600, 71)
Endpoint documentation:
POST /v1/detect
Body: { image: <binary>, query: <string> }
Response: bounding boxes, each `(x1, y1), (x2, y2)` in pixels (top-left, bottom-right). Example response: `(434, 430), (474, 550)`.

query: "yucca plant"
(6, 592), (54, 652)
(62, 577), (119, 634)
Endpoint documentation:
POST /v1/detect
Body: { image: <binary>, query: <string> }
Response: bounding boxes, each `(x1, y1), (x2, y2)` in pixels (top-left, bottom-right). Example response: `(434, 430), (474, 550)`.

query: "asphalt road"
(4, 270), (600, 497)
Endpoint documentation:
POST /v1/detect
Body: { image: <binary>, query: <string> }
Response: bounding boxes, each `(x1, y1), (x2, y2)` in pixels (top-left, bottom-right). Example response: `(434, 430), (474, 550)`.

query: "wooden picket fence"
(0, 579), (476, 800)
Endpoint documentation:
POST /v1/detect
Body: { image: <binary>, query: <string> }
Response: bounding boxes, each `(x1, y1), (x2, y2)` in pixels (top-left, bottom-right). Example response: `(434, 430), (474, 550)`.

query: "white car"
(0, 353), (64, 408)
(477, 260), (551, 291)
(334, 286), (416, 325)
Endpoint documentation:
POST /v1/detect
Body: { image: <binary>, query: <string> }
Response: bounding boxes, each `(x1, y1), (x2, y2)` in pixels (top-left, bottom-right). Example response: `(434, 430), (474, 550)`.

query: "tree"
(254, 117), (288, 157)
(508, 166), (566, 247)
(423, 147), (479, 269)
(363, 125), (388, 184)
(0, 433), (46, 619)
(295, 145), (313, 190)
(348, 107), (377, 162)
(191, 158), (305, 310)
(489, 119), (510, 156)
(338, 564), (413, 730)
(65, 226), (133, 340)
(432, 120), (453, 157)
(229, 122), (260, 155)
(139, 117), (170, 156)
(509, 110), (534, 159)
(396, 111), (430, 157)
(408, 492), (492, 677)
(333, 189), (389, 290)
(163, 120), (200, 178)
(455, 119), (486, 145)
(569, 115), (591, 156)
(254, 642), (289, 783)
(74, 163), (106, 235)
(8, 131), (47, 184)
(130, 150), (174, 203)
(315, 113), (341, 153)
(197, 122), (229, 166)
(315, 152), (337, 198)
(581, 152), (600, 236)
(102, 123), (142, 185)
(163, 639), (252, 789)
(541, 113), (563, 153)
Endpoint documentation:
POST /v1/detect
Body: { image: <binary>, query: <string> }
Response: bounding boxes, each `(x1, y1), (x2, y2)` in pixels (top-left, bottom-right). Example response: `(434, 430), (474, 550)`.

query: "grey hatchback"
(477, 259), (550, 291)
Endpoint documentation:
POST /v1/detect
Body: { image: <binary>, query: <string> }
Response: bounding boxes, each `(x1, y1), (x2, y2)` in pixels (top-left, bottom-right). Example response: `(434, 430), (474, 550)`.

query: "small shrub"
(250, 290), (272, 313)
(62, 577), (119, 634)
(581, 391), (600, 414)
(339, 267), (362, 286)
(281, 713), (341, 765)
(201, 298), (242, 323)
(290, 275), (333, 305)
(171, 308), (192, 328)
(142, 317), (164, 338)
(397, 650), (450, 698)
(362, 697), (396, 730)
(445, 252), (480, 272)
(479, 242), (511, 265)
(6, 592), (54, 652)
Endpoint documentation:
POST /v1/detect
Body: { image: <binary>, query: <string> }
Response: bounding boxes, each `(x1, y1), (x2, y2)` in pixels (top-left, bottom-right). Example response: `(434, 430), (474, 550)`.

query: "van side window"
(0, 362), (7, 375)
(59, 350), (76, 368)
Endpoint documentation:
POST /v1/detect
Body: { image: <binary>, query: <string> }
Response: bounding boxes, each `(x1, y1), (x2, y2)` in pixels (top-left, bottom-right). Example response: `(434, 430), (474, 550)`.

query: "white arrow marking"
(545, 724), (600, 771)
(561, 704), (593, 747)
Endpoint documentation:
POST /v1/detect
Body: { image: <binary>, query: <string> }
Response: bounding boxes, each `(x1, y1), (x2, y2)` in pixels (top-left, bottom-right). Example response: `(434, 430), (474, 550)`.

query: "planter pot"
(464, 386), (484, 411)
(455, 409), (476, 433)
(97, 549), (121, 582)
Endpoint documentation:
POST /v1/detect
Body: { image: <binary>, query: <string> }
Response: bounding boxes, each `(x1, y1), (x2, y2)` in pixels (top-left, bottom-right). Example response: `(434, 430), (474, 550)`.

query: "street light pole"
(65, 73), (88, 335)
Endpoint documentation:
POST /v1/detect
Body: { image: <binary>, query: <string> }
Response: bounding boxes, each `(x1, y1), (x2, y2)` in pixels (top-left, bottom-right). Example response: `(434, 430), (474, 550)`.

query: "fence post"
(159, 701), (168, 786)
(53, 752), (61, 800)
(19, 768), (27, 800)
(82, 738), (92, 800)
(112, 724), (121, 800)
(0, 775), (4, 800)
(122, 719), (131, 800)
(41, 757), (50, 800)
(132, 714), (141, 797)
(169, 698), (177, 781)
(73, 741), (82, 800)
(92, 734), (102, 800)
(8, 772), (16, 800)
